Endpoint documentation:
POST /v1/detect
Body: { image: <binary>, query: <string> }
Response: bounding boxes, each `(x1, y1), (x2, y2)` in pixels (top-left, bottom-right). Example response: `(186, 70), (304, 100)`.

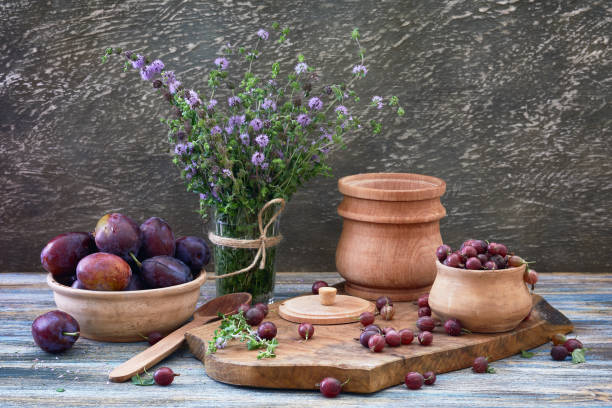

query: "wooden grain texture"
(0, 272), (611, 407)
(430, 262), (532, 332)
(108, 292), (251, 382)
(47, 272), (207, 342)
(278, 294), (375, 324)
(336, 173), (446, 301)
(2, 1), (610, 275)
(185, 293), (571, 393)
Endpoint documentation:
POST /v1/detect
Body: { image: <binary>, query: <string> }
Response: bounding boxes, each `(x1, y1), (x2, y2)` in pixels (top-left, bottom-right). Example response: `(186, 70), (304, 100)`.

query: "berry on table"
(563, 338), (583, 353)
(153, 367), (179, 386)
(405, 372), (424, 390)
(551, 345), (569, 361)
(416, 316), (435, 332)
(399, 329), (414, 345)
(257, 321), (277, 340)
(418, 306), (432, 317)
(318, 377), (344, 398)
(418, 331), (433, 346)
(417, 293), (430, 308)
(376, 296), (393, 311)
(380, 304), (395, 320)
(298, 322), (315, 340)
(472, 356), (494, 373)
(359, 311), (375, 327)
(368, 334), (386, 352)
(423, 371), (436, 385)
(311, 280), (328, 294)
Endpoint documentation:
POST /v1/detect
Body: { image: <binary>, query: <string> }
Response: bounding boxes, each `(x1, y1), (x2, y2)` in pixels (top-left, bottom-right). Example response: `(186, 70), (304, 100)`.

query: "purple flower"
(297, 114), (311, 127)
(207, 99), (218, 110)
(239, 132), (250, 145)
(140, 67), (154, 81)
(139, 60), (164, 81)
(199, 193), (208, 200)
(261, 162), (269, 170)
(186, 90), (201, 109)
(352, 64), (367, 76)
(320, 127), (333, 142)
(228, 96), (241, 107)
(162, 71), (181, 94)
(308, 97), (323, 111)
(295, 62), (308, 74)
(257, 29), (269, 40)
(268, 79), (277, 87)
(224, 125), (234, 134)
(222, 168), (232, 177)
(262, 98), (277, 111)
(229, 115), (245, 127)
(214, 57), (229, 70)
(372, 96), (383, 109)
(250, 118), (263, 131)
(335, 105), (348, 115)
(255, 134), (269, 148)
(251, 151), (265, 167)
(211, 126), (222, 135)
(174, 142), (193, 156)
(131, 54), (145, 69)
(149, 59), (164, 74)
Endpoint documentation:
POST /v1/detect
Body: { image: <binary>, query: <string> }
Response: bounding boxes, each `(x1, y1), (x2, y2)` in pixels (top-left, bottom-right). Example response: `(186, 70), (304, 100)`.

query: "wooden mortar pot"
(336, 173), (446, 301)
(429, 261), (531, 333)
(47, 271), (207, 342)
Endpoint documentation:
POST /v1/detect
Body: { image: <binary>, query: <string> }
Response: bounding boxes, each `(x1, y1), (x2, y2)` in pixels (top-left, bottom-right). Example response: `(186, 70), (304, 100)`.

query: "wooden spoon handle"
(108, 317), (212, 382)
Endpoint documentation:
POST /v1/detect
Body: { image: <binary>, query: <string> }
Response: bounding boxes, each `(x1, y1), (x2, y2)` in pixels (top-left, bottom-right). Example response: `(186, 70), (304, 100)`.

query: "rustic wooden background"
(1, 0), (610, 273)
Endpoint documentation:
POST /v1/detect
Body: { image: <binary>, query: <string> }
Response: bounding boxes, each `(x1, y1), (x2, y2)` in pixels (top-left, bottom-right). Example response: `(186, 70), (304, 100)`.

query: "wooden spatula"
(109, 292), (252, 382)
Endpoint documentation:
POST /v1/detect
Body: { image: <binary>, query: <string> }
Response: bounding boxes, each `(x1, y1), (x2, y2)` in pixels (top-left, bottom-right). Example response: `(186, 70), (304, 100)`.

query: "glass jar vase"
(212, 211), (280, 304)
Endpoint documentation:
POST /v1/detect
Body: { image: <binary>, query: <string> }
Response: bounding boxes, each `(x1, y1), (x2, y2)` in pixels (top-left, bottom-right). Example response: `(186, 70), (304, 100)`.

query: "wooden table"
(1, 272), (610, 407)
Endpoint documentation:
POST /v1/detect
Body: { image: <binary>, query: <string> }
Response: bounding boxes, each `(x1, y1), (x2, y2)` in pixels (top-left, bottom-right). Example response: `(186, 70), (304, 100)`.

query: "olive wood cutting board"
(185, 290), (572, 394)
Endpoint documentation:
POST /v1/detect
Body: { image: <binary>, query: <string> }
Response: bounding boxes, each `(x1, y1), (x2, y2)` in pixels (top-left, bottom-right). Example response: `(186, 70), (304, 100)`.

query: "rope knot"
(207, 198), (285, 280)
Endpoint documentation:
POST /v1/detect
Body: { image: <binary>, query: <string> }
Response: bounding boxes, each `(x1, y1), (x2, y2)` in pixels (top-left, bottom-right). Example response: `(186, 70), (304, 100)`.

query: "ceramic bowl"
(47, 271), (207, 342)
(429, 260), (531, 333)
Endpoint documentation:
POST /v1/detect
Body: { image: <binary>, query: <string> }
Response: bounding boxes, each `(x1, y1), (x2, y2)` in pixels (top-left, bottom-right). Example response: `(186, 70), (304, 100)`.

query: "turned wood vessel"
(47, 271), (207, 342)
(336, 173), (446, 301)
(429, 261), (532, 333)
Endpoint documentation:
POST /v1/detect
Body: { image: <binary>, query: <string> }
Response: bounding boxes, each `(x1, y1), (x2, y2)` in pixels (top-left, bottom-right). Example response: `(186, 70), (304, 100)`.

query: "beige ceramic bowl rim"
(338, 172), (446, 201)
(47, 270), (207, 299)
(435, 260), (526, 275)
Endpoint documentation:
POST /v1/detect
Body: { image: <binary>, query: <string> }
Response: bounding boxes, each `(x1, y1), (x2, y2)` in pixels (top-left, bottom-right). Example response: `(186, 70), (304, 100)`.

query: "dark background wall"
(1, 0), (610, 273)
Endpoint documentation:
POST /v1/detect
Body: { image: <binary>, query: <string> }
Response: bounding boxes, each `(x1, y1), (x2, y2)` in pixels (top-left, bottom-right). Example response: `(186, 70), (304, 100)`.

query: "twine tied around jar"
(206, 198), (285, 280)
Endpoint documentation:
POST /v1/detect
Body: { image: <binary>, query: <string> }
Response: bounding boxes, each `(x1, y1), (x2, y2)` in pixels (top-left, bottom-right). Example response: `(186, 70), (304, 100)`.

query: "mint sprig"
(206, 312), (278, 359)
(520, 350), (535, 358)
(571, 348), (586, 364)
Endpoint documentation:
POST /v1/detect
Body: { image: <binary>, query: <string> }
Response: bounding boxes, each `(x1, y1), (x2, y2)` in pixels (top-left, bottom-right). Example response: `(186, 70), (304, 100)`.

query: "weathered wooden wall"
(1, 0), (610, 272)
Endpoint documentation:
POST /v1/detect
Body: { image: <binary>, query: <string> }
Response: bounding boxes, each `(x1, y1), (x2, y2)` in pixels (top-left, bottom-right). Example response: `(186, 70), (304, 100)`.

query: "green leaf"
(297, 54), (304, 63)
(56, 387), (65, 392)
(397, 107), (405, 116)
(486, 366), (496, 374)
(520, 350), (535, 358)
(351, 28), (360, 40)
(131, 373), (155, 386)
(571, 348), (586, 364)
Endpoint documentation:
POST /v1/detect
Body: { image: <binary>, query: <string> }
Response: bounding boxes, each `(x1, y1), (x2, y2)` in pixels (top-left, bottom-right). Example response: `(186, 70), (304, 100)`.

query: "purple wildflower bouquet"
(102, 25), (404, 301)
